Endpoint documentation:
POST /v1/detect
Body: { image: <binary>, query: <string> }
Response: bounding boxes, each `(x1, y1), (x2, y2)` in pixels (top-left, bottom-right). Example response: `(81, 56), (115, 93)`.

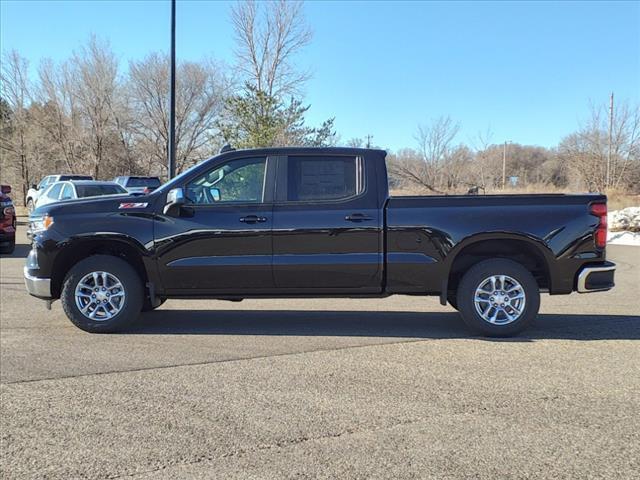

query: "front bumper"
(577, 261), (616, 293)
(24, 267), (52, 299)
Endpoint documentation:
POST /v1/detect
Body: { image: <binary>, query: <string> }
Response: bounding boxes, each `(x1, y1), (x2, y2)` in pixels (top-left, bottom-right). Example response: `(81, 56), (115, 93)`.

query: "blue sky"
(1, 0), (638, 151)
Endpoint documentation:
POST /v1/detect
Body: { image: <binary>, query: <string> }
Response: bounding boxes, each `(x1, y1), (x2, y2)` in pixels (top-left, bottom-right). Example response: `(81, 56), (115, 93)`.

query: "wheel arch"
(51, 237), (149, 298)
(445, 234), (554, 298)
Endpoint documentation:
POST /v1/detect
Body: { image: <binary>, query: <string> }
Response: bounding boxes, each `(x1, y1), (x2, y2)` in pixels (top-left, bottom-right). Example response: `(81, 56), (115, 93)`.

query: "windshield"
(76, 184), (127, 197)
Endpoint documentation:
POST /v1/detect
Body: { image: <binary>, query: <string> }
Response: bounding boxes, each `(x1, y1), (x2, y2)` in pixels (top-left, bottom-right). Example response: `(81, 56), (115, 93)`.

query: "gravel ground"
(1, 220), (639, 479)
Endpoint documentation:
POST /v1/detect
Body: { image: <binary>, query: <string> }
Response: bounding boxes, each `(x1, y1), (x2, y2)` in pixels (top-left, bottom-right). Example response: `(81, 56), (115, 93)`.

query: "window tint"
(287, 156), (358, 201)
(47, 183), (63, 199)
(60, 175), (93, 181)
(60, 184), (74, 200)
(186, 157), (266, 204)
(127, 177), (161, 187)
(76, 185), (127, 197)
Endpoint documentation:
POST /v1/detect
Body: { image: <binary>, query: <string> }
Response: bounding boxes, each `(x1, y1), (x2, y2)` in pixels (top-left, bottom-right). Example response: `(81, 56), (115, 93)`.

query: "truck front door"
(155, 156), (275, 294)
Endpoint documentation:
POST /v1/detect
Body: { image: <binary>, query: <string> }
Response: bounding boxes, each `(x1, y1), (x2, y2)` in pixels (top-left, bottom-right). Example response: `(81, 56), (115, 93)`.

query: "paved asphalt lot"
(1, 218), (639, 479)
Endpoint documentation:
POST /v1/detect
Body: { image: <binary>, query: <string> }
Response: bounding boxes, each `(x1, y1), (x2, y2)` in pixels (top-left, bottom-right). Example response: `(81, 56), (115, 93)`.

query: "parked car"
(24, 147), (615, 336)
(113, 176), (162, 194)
(35, 180), (128, 209)
(26, 174), (94, 212)
(0, 184), (16, 254)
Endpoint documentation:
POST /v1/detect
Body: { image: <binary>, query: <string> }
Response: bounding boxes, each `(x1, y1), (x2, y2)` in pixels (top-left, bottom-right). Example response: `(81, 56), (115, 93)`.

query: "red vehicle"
(0, 184), (16, 254)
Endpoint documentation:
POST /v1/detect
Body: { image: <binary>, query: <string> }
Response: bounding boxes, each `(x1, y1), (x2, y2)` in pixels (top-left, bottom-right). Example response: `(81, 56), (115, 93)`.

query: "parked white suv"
(35, 180), (127, 209)
(26, 174), (93, 212)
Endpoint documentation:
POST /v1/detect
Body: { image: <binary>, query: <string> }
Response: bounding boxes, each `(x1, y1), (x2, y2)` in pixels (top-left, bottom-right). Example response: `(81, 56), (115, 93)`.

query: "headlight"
(30, 214), (54, 234)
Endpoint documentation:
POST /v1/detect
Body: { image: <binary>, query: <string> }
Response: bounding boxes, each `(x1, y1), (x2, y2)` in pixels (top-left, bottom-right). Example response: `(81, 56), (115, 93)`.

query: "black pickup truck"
(24, 147), (615, 336)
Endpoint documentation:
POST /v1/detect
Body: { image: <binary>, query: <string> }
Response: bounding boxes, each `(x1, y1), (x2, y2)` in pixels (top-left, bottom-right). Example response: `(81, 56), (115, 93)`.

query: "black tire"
(61, 255), (143, 333)
(0, 241), (15, 255)
(142, 297), (166, 312)
(26, 198), (34, 213)
(456, 259), (540, 337)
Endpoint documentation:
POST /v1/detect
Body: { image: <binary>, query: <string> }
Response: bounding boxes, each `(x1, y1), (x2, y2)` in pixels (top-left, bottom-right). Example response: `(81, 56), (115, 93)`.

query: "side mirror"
(163, 187), (186, 216)
(31, 184), (37, 190)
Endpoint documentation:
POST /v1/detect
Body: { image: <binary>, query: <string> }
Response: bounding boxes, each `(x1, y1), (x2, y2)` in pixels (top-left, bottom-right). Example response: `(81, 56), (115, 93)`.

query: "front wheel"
(456, 259), (540, 337)
(61, 255), (143, 333)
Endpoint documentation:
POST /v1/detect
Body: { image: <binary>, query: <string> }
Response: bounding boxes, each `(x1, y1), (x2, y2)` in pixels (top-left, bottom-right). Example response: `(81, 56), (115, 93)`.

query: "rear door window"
(285, 156), (359, 202)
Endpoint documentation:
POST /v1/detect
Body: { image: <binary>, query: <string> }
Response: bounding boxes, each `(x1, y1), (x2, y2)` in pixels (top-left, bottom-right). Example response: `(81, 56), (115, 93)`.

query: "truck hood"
(33, 193), (159, 216)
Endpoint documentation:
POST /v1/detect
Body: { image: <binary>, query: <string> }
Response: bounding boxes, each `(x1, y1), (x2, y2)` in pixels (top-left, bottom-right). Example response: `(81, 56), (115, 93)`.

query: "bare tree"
(389, 116), (460, 193)
(129, 54), (231, 175)
(0, 50), (35, 201)
(71, 36), (120, 179)
(560, 99), (640, 192)
(232, 0), (312, 98)
(37, 58), (86, 174)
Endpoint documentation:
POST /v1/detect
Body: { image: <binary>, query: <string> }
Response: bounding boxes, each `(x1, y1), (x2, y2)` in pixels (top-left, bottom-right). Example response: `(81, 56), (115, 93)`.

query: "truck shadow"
(127, 310), (640, 341)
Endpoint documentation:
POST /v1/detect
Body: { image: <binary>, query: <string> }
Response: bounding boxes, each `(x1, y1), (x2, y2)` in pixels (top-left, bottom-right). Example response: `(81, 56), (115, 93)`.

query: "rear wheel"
(456, 259), (540, 337)
(61, 255), (143, 333)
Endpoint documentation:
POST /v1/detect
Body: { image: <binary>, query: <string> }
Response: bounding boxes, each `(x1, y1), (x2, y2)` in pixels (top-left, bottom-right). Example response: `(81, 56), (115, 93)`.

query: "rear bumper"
(24, 267), (52, 299)
(577, 261), (616, 293)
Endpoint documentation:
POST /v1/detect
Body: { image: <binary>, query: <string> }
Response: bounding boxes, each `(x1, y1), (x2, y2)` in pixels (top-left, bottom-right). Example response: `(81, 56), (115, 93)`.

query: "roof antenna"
(219, 144), (235, 154)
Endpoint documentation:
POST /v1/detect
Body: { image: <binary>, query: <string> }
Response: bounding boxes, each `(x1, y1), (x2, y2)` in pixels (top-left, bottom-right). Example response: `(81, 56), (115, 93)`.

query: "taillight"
(590, 203), (607, 248)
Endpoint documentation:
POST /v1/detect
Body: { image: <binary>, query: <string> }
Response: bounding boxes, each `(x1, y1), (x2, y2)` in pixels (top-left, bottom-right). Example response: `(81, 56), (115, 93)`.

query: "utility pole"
(168, 0), (177, 179)
(606, 92), (614, 190)
(502, 141), (507, 190)
(365, 134), (373, 148)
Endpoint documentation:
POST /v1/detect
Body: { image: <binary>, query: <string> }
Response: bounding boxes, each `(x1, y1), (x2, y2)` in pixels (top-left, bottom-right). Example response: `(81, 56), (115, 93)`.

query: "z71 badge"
(119, 202), (148, 209)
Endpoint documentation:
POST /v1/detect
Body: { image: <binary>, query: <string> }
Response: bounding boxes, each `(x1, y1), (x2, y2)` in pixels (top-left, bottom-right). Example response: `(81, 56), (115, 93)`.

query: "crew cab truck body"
(24, 147), (615, 336)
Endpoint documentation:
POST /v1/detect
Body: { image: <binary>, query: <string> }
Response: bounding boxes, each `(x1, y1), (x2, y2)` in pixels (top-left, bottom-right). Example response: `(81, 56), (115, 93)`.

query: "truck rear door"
(271, 153), (383, 292)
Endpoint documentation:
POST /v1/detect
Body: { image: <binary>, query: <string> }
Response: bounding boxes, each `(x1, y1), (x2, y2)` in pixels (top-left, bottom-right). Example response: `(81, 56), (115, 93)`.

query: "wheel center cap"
(95, 291), (108, 302)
